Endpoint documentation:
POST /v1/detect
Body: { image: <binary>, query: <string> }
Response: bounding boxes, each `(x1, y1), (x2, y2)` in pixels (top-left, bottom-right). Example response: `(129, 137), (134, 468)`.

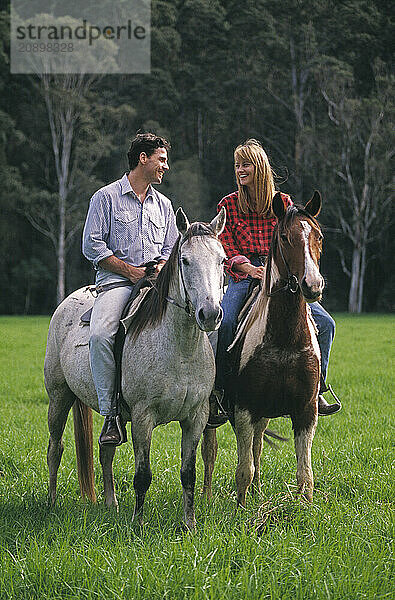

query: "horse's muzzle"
(196, 305), (223, 332)
(301, 276), (324, 303)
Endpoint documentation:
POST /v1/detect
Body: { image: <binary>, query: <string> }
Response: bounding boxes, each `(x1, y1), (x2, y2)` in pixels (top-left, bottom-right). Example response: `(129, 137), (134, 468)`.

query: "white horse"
(44, 208), (226, 531)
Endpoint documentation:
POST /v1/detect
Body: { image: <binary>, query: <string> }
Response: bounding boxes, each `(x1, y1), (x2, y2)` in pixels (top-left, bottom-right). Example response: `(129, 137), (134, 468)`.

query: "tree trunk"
(197, 108), (203, 161)
(57, 194), (66, 305)
(294, 135), (303, 200)
(357, 242), (367, 313)
(348, 245), (362, 313)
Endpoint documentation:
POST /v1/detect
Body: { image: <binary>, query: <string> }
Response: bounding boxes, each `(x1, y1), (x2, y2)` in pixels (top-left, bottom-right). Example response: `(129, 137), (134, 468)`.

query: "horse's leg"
(234, 407), (255, 508)
(201, 428), (218, 500)
(292, 408), (318, 502)
(47, 384), (75, 505)
(99, 444), (118, 509)
(180, 417), (205, 532)
(131, 420), (154, 525)
(251, 417), (270, 493)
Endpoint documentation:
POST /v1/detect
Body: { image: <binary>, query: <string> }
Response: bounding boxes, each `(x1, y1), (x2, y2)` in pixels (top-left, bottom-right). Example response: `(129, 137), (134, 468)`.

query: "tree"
(318, 62), (394, 312)
(15, 14), (134, 304)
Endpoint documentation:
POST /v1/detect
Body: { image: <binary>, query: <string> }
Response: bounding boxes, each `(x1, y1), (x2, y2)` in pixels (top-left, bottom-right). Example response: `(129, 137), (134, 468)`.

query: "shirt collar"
(120, 173), (133, 195)
(120, 173), (154, 202)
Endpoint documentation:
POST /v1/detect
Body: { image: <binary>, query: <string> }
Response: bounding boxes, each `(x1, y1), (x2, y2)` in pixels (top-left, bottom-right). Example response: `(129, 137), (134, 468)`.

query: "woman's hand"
(247, 265), (265, 280)
(234, 262), (265, 280)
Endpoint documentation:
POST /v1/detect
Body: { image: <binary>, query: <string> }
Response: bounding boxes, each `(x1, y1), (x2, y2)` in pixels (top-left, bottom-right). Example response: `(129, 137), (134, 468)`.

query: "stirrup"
(205, 389), (229, 429)
(326, 384), (342, 407)
(318, 383), (342, 416)
(115, 414), (128, 445)
(205, 413), (229, 429)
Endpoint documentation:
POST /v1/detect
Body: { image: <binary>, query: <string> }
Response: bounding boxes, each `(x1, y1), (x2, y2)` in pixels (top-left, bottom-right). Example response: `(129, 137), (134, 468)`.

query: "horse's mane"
(128, 222), (216, 341)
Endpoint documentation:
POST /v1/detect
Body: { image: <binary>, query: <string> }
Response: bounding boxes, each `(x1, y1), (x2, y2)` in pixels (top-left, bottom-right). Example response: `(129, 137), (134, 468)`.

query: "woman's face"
(235, 157), (255, 189)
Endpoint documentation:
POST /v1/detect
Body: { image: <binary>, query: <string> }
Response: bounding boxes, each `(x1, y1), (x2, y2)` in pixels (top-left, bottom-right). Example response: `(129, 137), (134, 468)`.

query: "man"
(82, 133), (179, 446)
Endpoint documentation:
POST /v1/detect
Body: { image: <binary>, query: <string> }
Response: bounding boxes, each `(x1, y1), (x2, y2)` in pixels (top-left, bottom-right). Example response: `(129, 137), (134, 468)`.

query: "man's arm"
(98, 256), (146, 283)
(83, 189), (148, 283)
(82, 190), (114, 268)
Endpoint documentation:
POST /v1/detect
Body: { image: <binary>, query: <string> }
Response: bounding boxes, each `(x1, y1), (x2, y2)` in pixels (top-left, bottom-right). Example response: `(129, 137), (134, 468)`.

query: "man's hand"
(98, 256), (146, 283)
(155, 260), (166, 274)
(127, 265), (147, 283)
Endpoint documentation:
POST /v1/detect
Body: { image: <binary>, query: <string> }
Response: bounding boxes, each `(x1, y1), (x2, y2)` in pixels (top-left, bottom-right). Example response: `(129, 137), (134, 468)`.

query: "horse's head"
(271, 191), (324, 303)
(175, 207), (226, 331)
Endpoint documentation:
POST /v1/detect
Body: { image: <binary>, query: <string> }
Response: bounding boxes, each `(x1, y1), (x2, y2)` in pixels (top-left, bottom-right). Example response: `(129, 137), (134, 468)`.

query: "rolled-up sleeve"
(82, 190), (114, 268)
(159, 204), (179, 261)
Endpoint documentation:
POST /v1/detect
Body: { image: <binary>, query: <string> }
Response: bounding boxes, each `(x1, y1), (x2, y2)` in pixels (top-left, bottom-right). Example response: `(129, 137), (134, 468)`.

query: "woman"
(210, 139), (341, 426)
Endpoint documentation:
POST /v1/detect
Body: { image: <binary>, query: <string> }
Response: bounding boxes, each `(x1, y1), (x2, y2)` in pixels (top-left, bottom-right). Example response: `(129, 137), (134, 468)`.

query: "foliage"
(0, 0), (393, 313)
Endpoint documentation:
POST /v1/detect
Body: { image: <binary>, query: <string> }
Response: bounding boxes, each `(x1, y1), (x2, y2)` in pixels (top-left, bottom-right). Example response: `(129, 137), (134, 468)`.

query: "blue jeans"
(216, 270), (335, 390)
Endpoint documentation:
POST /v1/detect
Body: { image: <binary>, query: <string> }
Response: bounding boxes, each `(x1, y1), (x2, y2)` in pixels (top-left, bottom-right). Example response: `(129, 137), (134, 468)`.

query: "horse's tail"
(263, 428), (289, 450)
(72, 398), (96, 502)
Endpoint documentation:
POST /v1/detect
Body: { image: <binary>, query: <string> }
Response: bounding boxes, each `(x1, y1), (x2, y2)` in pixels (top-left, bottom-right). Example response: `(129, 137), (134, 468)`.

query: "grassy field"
(0, 314), (393, 600)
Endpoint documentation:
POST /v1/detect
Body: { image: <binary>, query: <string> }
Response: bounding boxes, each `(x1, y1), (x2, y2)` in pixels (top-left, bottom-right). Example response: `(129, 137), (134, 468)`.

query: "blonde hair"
(234, 139), (276, 216)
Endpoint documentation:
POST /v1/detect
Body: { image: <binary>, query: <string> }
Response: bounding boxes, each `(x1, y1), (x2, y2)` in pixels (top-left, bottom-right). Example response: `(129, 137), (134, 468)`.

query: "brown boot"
(205, 389), (229, 429)
(318, 394), (341, 416)
(318, 378), (342, 416)
(99, 415), (127, 446)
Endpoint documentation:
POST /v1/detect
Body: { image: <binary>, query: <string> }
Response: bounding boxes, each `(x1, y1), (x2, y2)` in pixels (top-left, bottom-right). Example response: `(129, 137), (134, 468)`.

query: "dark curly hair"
(127, 133), (171, 170)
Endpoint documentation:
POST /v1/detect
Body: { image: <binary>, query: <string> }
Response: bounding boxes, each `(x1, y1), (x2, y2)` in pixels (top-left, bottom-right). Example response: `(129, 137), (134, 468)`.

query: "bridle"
(266, 226), (301, 297)
(165, 231), (223, 317)
(165, 235), (193, 316)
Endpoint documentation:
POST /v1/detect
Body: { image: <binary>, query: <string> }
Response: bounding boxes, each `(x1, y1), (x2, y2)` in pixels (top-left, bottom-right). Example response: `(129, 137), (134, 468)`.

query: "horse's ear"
(272, 192), (286, 220)
(209, 207), (226, 236)
(305, 191), (321, 217)
(176, 207), (190, 234)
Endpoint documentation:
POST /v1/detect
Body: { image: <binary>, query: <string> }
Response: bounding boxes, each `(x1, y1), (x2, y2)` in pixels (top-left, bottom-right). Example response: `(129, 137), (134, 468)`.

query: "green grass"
(0, 314), (393, 600)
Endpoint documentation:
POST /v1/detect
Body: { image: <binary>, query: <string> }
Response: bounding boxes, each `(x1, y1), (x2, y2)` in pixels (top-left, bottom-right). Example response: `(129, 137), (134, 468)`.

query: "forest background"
(0, 0), (393, 315)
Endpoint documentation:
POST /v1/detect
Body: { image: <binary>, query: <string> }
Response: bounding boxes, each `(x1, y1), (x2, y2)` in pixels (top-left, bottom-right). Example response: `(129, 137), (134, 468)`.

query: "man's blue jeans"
(216, 270), (335, 391)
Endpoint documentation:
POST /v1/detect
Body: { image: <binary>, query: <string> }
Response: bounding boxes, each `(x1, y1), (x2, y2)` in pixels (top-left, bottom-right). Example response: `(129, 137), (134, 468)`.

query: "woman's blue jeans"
(216, 269), (335, 391)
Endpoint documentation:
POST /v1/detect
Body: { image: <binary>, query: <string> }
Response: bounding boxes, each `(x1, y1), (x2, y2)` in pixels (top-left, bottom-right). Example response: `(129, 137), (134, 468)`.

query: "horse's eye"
(182, 257), (189, 266)
(280, 233), (288, 242)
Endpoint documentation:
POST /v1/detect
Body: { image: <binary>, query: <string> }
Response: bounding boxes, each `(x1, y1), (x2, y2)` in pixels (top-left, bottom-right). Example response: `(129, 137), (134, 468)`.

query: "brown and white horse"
(202, 191), (324, 506)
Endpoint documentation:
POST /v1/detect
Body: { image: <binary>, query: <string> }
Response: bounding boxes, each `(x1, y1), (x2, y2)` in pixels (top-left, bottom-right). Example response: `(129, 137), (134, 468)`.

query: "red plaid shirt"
(218, 191), (293, 282)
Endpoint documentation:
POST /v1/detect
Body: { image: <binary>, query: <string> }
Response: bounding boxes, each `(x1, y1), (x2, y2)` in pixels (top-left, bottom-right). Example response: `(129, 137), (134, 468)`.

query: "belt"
(95, 280), (134, 295)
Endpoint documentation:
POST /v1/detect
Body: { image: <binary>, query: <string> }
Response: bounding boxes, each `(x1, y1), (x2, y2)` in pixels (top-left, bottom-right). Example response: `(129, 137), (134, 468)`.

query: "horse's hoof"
(297, 485), (313, 503)
(132, 509), (144, 527)
(48, 496), (56, 507)
(182, 520), (197, 534)
(201, 487), (213, 501)
(303, 491), (313, 503)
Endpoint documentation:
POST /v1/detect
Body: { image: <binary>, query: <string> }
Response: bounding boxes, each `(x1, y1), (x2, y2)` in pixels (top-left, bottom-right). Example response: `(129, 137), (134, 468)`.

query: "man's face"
(141, 147), (169, 184)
